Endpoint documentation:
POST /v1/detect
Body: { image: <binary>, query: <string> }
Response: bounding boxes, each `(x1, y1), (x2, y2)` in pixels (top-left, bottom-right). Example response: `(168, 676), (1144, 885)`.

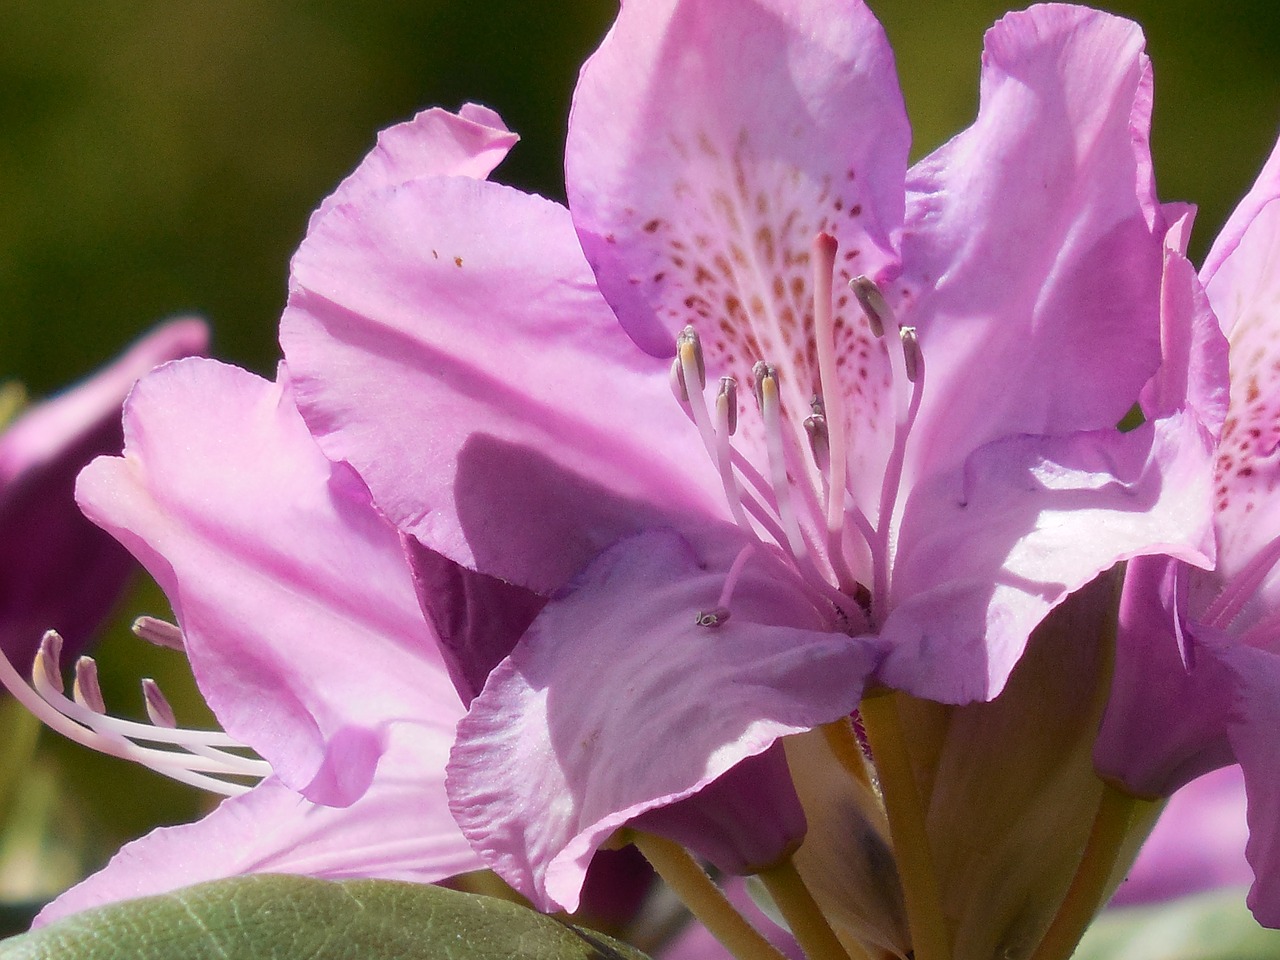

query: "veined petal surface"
(282, 176), (723, 594)
(76, 359), (458, 806)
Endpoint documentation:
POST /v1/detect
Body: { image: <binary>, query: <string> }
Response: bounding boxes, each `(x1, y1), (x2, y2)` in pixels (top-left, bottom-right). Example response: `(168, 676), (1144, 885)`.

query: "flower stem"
(758, 856), (862, 960)
(631, 831), (787, 960)
(819, 718), (872, 790)
(1026, 784), (1144, 960)
(858, 692), (951, 960)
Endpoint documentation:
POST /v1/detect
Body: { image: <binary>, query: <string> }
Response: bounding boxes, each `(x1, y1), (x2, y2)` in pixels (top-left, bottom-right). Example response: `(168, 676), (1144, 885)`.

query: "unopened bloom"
(0, 319), (206, 671)
(278, 0), (1210, 919)
(1096, 133), (1280, 925)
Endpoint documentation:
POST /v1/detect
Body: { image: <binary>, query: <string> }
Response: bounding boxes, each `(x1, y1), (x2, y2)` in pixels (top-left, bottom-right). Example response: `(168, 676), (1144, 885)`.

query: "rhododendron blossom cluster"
(3, 2), (1279, 960)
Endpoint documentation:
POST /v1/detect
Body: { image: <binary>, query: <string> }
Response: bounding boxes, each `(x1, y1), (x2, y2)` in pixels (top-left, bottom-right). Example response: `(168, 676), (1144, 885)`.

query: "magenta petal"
(1094, 556), (1235, 796)
(282, 175), (723, 592)
(75, 359), (459, 806)
(1220, 644), (1280, 926)
(34, 724), (481, 926)
(403, 537), (545, 706)
(1110, 765), (1251, 907)
(448, 530), (879, 912)
(567, 0), (909, 356)
(903, 6), (1163, 478)
(882, 412), (1217, 703)
(0, 318), (207, 668)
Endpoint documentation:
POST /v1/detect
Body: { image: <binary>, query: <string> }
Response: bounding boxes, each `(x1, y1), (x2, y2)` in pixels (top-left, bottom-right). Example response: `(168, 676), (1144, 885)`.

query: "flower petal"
(568, 0), (909, 356)
(1220, 644), (1280, 926)
(1204, 199), (1280, 589)
(902, 6), (1163, 479)
(1095, 557), (1235, 797)
(1203, 135), (1280, 287)
(447, 530), (880, 912)
(34, 723), (480, 926)
(281, 175), (724, 593)
(0, 318), (207, 667)
(75, 359), (459, 805)
(315, 104), (517, 219)
(882, 412), (1216, 703)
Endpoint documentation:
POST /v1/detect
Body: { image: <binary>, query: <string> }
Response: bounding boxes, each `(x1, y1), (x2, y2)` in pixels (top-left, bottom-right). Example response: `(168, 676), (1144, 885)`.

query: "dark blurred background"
(0, 0), (1277, 918)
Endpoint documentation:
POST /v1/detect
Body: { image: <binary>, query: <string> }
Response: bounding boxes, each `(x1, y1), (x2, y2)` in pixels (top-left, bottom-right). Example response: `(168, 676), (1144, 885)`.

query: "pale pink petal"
(1203, 134), (1280, 286)
(448, 530), (880, 912)
(1111, 766), (1251, 907)
(1220, 644), (1280, 926)
(661, 878), (804, 960)
(314, 104), (517, 221)
(0, 318), (207, 667)
(1095, 557), (1235, 797)
(881, 412), (1216, 703)
(35, 724), (481, 926)
(1140, 215), (1229, 431)
(902, 6), (1163, 481)
(1204, 199), (1280, 592)
(281, 175), (724, 593)
(76, 359), (459, 806)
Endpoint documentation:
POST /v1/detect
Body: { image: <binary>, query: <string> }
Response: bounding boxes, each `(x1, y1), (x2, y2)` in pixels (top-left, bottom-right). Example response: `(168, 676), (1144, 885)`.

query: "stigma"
(671, 233), (924, 632)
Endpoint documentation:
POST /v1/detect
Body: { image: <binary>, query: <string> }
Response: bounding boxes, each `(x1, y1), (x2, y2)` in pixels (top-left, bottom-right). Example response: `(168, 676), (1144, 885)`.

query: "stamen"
(695, 608), (732, 629)
(849, 276), (893, 338)
(1203, 531), (1280, 630)
(811, 234), (857, 595)
(0, 629), (268, 797)
(133, 615), (185, 651)
(73, 657), (106, 713)
(718, 377), (738, 437)
(753, 362), (809, 564)
(900, 327), (921, 384)
(142, 679), (177, 728)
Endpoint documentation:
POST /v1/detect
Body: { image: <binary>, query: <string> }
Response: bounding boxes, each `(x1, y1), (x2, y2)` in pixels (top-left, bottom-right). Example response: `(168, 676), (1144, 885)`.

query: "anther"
(804, 414), (830, 471)
(36, 631), (64, 694)
(677, 325), (707, 390)
(751, 360), (775, 409)
(717, 377), (738, 436)
(695, 607), (732, 628)
(900, 326), (920, 384)
(133, 616), (185, 651)
(849, 276), (894, 338)
(73, 657), (106, 713)
(142, 679), (178, 728)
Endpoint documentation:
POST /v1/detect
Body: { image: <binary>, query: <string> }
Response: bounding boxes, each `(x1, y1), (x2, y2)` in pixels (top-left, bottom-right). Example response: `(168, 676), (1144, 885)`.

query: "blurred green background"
(0, 0), (1277, 929)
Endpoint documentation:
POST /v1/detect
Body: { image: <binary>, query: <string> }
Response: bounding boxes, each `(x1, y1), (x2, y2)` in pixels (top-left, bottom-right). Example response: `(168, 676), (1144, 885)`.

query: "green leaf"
(1073, 889), (1280, 960)
(0, 875), (654, 960)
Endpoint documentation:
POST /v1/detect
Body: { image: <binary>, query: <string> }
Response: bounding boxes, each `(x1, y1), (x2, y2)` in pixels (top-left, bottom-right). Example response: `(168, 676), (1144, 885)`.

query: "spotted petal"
(76, 359), (457, 806)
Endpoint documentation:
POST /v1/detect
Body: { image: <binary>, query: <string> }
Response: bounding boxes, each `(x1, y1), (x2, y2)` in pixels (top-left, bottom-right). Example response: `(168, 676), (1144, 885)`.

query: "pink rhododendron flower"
(0, 356), (484, 925)
(0, 318), (206, 671)
(276, 0), (1212, 914)
(1096, 133), (1280, 926)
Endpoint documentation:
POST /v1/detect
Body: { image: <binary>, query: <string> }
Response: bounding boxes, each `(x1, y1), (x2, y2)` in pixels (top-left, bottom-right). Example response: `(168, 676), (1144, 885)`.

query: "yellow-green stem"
(758, 857), (862, 960)
(631, 831), (787, 960)
(858, 693), (951, 960)
(1027, 784), (1144, 960)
